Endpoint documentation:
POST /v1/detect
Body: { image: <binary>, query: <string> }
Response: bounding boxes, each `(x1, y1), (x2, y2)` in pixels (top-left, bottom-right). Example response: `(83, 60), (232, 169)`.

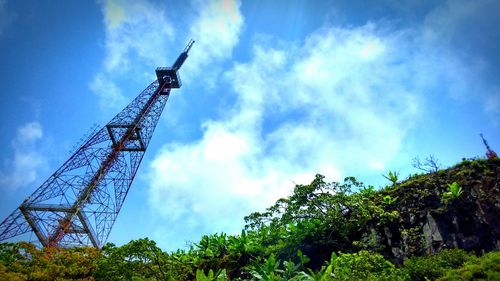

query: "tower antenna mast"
(0, 40), (194, 248)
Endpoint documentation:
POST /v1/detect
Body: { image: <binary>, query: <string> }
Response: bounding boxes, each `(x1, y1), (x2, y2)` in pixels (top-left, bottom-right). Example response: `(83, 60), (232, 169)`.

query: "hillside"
(0, 157), (499, 280)
(375, 158), (499, 262)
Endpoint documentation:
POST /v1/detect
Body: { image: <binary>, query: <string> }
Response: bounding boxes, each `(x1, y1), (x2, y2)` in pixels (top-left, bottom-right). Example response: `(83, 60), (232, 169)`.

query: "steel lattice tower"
(0, 40), (194, 248)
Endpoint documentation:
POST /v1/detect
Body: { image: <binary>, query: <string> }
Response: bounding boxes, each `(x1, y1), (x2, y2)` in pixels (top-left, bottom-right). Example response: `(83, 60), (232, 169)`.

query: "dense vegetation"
(1, 157), (499, 280)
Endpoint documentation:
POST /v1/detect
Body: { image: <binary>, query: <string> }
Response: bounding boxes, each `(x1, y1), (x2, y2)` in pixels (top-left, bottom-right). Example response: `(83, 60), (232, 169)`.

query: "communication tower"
(0, 40), (195, 248)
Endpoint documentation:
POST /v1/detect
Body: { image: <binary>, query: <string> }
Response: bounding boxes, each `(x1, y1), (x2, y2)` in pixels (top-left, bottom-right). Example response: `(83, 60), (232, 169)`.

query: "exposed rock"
(365, 158), (500, 264)
(422, 212), (443, 253)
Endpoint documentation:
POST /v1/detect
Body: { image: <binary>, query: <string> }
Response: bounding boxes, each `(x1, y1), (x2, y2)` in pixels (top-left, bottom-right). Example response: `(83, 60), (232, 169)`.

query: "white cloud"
(89, 73), (127, 109)
(91, 0), (243, 110)
(0, 122), (46, 190)
(143, 1), (498, 250)
(92, 0), (175, 110)
(183, 0), (243, 84)
(16, 122), (43, 142)
(101, 0), (175, 72)
(146, 23), (436, 249)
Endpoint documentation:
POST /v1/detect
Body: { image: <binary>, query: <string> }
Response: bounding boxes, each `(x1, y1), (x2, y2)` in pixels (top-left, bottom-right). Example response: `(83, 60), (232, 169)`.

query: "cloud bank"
(147, 23), (428, 248)
(145, 0), (500, 249)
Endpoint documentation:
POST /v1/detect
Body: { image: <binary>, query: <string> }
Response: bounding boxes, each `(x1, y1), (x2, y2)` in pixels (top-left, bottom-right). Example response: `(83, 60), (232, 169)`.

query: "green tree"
(95, 238), (174, 280)
(244, 174), (395, 266)
(0, 242), (100, 280)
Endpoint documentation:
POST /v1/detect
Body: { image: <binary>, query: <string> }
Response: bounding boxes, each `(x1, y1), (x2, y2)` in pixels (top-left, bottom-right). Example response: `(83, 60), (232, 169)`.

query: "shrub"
(437, 251), (500, 281)
(383, 171), (400, 188)
(329, 250), (405, 280)
(441, 182), (463, 204)
(403, 249), (473, 281)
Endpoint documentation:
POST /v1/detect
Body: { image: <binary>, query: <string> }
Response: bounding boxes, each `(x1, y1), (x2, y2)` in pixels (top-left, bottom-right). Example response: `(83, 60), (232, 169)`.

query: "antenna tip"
(184, 39), (195, 53)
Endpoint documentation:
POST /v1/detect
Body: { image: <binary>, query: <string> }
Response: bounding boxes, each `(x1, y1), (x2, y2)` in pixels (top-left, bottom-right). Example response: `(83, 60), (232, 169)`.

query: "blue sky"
(0, 0), (499, 251)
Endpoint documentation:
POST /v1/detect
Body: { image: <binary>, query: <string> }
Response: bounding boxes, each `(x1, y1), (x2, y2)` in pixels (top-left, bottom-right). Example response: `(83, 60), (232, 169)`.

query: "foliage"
(241, 250), (404, 281)
(294, 251), (404, 281)
(401, 227), (425, 257)
(382, 195), (397, 206)
(437, 251), (500, 281)
(382, 170), (400, 188)
(243, 174), (400, 267)
(329, 250), (405, 281)
(242, 250), (310, 281)
(403, 249), (474, 281)
(196, 268), (229, 281)
(245, 254), (281, 281)
(0, 158), (497, 280)
(94, 238), (184, 280)
(441, 182), (463, 204)
(0, 241), (100, 280)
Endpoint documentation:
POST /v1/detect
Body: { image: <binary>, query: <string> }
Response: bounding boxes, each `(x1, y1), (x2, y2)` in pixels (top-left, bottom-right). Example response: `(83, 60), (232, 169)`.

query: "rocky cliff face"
(363, 158), (500, 264)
